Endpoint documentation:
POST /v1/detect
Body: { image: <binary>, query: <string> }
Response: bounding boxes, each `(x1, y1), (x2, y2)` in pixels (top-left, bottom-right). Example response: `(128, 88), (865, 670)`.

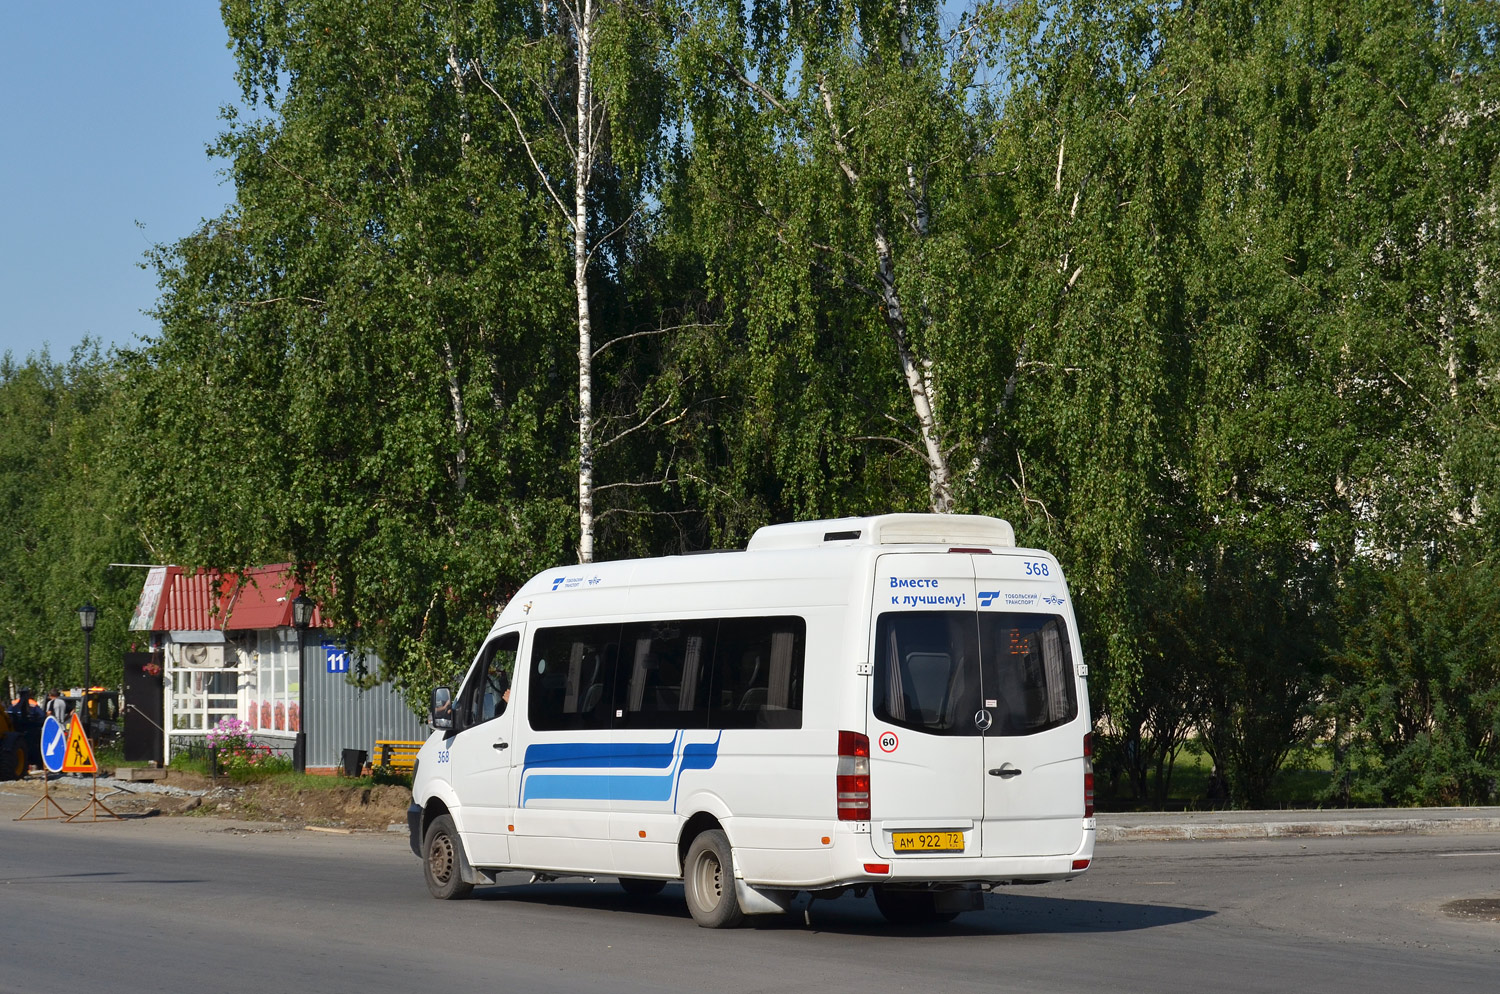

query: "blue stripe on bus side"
(523, 771), (677, 803)
(519, 732), (723, 807)
(523, 737), (677, 770)
(679, 735), (720, 772)
(672, 732), (723, 813)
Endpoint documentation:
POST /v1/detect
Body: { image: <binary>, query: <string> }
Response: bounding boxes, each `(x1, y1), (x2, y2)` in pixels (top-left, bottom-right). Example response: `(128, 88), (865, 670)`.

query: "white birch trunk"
(441, 339), (468, 495)
(874, 224), (954, 513)
(474, 0), (603, 561)
(891, 0), (952, 512)
(574, 0), (596, 564)
(817, 63), (955, 513)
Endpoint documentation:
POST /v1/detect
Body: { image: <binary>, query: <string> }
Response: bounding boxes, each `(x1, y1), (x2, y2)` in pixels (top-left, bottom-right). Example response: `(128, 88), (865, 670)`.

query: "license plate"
(891, 831), (965, 852)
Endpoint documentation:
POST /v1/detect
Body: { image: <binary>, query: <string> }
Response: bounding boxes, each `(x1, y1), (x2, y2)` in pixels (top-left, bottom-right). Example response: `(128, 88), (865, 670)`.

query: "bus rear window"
(873, 612), (1077, 736)
(872, 612), (981, 736)
(980, 614), (1077, 734)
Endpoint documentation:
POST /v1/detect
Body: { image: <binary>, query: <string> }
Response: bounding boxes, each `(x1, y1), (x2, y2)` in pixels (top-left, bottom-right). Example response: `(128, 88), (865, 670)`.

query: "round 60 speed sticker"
(878, 731), (899, 753)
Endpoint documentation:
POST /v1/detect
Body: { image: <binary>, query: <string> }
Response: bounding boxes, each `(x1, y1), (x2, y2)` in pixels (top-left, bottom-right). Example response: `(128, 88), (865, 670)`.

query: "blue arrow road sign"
(40, 715), (67, 773)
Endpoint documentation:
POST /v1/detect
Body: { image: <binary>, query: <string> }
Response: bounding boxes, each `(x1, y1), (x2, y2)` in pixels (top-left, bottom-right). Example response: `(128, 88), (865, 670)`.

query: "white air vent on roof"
(746, 514), (1015, 552)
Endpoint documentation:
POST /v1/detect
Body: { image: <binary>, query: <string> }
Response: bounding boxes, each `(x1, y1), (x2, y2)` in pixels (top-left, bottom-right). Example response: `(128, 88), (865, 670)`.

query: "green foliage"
(168, 751), (213, 778)
(2, 0), (1496, 808)
(988, 0), (1500, 805)
(1331, 558), (1500, 806)
(124, 0), (586, 705)
(1184, 544), (1334, 807)
(0, 346), (148, 694)
(221, 750), (294, 782)
(371, 765), (415, 787)
(676, 0), (989, 520)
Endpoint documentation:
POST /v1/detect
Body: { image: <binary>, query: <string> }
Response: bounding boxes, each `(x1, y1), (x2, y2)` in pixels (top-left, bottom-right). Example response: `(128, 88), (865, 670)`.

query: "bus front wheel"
(423, 814), (475, 901)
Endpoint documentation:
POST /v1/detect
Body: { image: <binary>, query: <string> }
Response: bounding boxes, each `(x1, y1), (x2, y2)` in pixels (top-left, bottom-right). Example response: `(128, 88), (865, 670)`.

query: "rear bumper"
(847, 820), (1094, 886)
(737, 820), (1096, 891)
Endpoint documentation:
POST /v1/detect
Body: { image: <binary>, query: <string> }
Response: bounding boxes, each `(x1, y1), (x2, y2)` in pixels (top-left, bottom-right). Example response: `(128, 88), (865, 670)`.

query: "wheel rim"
(428, 831), (456, 885)
(691, 849), (723, 912)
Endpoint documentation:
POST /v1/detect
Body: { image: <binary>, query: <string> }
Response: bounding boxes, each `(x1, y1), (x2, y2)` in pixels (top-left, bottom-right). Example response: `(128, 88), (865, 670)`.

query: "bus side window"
(710, 617), (805, 729)
(528, 624), (620, 731)
(616, 620), (715, 729)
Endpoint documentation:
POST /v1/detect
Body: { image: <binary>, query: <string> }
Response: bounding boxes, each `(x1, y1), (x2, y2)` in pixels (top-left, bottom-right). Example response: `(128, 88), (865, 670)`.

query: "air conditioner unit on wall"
(178, 644), (228, 668)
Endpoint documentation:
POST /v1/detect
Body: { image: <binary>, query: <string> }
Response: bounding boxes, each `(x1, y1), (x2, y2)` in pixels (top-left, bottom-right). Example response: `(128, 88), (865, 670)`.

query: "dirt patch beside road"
(5, 769), (412, 832)
(182, 779), (413, 830)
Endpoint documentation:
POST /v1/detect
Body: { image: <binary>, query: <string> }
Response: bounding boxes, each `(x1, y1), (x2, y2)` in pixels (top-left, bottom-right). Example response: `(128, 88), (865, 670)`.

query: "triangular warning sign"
(62, 713), (98, 774)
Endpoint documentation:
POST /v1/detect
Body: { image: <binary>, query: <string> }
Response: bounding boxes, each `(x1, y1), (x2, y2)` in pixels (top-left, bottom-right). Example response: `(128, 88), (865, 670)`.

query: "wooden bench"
(372, 739), (423, 771)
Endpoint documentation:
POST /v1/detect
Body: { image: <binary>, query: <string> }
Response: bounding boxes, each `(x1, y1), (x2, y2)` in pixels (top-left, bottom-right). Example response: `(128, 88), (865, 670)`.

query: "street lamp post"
(291, 593), (314, 773)
(78, 603), (97, 736)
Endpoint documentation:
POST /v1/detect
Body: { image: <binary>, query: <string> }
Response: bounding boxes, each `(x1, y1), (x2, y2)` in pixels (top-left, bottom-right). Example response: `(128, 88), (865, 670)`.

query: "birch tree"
(129, 0), (578, 701)
(468, 1), (671, 562)
(0, 347), (143, 692)
(989, 0), (1500, 805)
(678, 0), (992, 514)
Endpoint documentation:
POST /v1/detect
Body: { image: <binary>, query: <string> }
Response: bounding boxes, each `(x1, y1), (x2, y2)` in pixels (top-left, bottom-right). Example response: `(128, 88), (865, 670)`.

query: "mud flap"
(736, 879), (794, 916)
(445, 829), (494, 886)
(460, 860), (496, 886)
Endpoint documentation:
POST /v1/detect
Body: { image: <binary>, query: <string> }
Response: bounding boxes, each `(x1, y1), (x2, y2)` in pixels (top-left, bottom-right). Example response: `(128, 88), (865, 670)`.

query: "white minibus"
(408, 513), (1095, 926)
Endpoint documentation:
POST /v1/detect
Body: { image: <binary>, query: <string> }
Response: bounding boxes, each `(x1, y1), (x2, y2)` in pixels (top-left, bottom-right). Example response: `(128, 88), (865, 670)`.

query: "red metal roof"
(146, 564), (324, 632)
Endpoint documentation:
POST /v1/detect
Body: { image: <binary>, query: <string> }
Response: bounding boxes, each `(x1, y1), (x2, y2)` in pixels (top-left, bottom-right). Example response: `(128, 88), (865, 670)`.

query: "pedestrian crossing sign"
(61, 713), (98, 774)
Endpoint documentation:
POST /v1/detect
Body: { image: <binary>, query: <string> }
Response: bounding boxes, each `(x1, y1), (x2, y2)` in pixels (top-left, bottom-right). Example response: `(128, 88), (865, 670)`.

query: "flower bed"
(206, 718), (292, 782)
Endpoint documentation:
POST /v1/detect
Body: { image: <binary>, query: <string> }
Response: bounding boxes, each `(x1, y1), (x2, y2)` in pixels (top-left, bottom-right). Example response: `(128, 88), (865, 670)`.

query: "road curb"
(1096, 808), (1500, 842)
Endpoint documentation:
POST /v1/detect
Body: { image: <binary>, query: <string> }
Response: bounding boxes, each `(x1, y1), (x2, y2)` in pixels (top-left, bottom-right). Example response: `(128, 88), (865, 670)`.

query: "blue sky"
(1, 3), (243, 363)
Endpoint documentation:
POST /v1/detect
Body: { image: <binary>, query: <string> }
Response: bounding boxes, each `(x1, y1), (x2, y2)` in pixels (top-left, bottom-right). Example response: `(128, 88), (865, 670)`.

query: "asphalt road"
(2, 796), (1496, 994)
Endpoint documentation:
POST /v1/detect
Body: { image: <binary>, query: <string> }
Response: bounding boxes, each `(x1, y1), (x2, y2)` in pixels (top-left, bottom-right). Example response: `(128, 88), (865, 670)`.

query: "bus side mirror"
(430, 687), (454, 729)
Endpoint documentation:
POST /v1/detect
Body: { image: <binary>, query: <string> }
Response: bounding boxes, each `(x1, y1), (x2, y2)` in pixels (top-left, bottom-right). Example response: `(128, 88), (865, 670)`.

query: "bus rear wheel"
(873, 886), (959, 926)
(682, 829), (745, 928)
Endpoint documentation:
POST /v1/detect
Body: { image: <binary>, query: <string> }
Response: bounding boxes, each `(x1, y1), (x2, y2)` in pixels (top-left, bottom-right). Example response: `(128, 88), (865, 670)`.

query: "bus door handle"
(492, 740), (509, 751)
(988, 765), (1022, 779)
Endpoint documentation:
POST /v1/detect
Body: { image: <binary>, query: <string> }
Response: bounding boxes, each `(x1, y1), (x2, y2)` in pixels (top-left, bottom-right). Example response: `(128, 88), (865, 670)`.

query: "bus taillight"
(837, 730), (871, 821)
(1083, 732), (1095, 818)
